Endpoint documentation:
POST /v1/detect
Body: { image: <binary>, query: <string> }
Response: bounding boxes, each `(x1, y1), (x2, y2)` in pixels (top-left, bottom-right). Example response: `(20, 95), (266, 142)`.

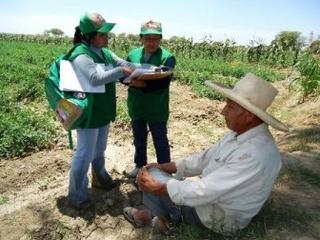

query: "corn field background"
(0, 31), (320, 240)
(0, 31), (319, 159)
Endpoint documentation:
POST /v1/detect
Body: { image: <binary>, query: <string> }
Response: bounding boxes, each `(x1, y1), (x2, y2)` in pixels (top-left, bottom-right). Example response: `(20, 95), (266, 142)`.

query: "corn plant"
(290, 52), (320, 102)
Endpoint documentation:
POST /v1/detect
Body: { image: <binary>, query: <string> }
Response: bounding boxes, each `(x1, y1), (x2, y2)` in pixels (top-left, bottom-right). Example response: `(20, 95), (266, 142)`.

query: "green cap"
(80, 12), (115, 34)
(140, 20), (162, 35)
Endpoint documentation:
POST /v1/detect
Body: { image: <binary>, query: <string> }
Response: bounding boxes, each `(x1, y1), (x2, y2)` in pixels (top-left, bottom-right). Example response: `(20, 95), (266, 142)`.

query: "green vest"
(127, 47), (173, 122)
(66, 43), (116, 128)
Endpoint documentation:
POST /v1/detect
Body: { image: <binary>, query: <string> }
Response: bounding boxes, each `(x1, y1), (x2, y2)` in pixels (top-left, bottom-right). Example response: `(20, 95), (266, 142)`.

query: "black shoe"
(68, 199), (93, 211)
(92, 169), (120, 191)
(92, 178), (120, 191)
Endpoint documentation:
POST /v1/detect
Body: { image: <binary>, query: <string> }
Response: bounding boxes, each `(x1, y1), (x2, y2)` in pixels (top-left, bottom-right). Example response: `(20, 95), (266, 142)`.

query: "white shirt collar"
(236, 123), (269, 144)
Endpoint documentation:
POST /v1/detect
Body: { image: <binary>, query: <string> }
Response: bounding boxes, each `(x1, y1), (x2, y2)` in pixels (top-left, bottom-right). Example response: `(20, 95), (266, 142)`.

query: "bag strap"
(68, 130), (73, 149)
(62, 45), (79, 150)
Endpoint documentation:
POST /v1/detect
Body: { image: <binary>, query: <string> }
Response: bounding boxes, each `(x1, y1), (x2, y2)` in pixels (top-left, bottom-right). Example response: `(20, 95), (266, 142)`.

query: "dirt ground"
(0, 81), (319, 240)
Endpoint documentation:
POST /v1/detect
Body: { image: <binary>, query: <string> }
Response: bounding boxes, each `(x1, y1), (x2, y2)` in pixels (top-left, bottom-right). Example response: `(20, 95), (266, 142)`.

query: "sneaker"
(126, 167), (140, 178)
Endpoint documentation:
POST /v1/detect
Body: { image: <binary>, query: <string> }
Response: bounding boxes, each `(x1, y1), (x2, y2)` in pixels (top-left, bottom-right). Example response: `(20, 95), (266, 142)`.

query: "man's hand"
(137, 167), (167, 195)
(145, 163), (159, 170)
(145, 162), (177, 174)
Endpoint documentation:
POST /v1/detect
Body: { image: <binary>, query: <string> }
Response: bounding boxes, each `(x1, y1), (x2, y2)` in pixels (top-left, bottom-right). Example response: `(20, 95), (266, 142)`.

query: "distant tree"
(269, 31), (305, 66)
(127, 33), (139, 41)
(271, 31), (304, 51)
(308, 31), (314, 45)
(309, 40), (320, 55)
(117, 33), (126, 38)
(169, 35), (186, 41)
(43, 28), (65, 37)
(108, 32), (116, 39)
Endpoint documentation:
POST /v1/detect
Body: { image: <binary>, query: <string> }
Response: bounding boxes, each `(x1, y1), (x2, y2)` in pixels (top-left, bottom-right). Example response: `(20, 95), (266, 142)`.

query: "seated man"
(123, 73), (289, 234)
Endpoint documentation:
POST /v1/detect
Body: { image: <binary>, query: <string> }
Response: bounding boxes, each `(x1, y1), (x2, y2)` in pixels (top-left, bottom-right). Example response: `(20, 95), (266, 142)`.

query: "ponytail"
(73, 26), (83, 45)
(73, 26), (97, 45)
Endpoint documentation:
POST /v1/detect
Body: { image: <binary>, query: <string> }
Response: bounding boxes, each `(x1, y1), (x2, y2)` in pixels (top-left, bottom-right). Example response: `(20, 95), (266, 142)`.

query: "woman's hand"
(122, 67), (134, 76)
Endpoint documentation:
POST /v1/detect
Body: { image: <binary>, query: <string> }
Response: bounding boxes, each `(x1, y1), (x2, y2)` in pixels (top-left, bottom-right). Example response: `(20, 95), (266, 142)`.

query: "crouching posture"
(123, 73), (289, 234)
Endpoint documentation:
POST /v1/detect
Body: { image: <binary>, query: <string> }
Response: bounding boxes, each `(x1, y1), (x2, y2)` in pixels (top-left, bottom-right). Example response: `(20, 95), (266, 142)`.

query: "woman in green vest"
(125, 20), (176, 177)
(67, 12), (134, 210)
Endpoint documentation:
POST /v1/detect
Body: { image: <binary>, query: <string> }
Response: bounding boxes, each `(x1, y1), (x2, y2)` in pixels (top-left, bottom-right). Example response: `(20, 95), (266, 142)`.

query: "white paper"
(59, 60), (108, 93)
(148, 167), (173, 184)
(122, 64), (158, 83)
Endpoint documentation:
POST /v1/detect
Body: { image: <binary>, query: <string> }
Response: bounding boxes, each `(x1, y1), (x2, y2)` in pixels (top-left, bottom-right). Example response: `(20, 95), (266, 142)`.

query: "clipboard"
(136, 71), (172, 81)
(122, 66), (173, 84)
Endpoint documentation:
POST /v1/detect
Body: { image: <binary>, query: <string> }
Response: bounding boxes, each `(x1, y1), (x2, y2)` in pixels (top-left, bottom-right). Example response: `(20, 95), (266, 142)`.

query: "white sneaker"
(127, 167), (140, 178)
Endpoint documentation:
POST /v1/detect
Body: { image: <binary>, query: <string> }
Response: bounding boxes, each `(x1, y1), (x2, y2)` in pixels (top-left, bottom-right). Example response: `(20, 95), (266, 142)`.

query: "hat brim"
(97, 22), (115, 33)
(205, 80), (289, 132)
(140, 29), (162, 35)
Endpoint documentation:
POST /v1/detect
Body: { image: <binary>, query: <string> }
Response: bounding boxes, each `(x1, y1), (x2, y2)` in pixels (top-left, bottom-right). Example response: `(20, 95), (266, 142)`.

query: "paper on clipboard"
(137, 71), (172, 81)
(59, 60), (107, 93)
(122, 65), (172, 83)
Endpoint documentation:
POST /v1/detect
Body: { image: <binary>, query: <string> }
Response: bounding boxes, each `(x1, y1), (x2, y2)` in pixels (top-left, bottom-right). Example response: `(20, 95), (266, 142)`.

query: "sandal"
(123, 207), (151, 227)
(152, 216), (170, 235)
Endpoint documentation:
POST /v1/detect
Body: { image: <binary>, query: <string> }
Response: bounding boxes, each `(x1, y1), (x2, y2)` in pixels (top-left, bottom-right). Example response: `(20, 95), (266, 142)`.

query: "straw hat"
(205, 73), (289, 132)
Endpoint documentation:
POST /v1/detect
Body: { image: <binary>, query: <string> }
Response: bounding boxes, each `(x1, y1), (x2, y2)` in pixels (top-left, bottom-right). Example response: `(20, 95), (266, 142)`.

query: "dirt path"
(0, 82), (319, 240)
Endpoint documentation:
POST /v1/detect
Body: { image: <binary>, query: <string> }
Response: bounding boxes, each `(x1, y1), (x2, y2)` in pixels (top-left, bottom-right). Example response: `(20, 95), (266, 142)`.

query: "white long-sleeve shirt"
(166, 124), (282, 233)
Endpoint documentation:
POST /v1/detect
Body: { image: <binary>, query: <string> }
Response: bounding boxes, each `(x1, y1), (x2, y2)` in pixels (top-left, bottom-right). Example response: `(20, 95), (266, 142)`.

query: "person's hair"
(73, 26), (98, 45)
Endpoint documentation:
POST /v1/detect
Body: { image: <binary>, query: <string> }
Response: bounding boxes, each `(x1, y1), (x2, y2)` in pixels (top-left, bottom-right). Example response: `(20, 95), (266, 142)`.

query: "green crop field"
(0, 32), (319, 159)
